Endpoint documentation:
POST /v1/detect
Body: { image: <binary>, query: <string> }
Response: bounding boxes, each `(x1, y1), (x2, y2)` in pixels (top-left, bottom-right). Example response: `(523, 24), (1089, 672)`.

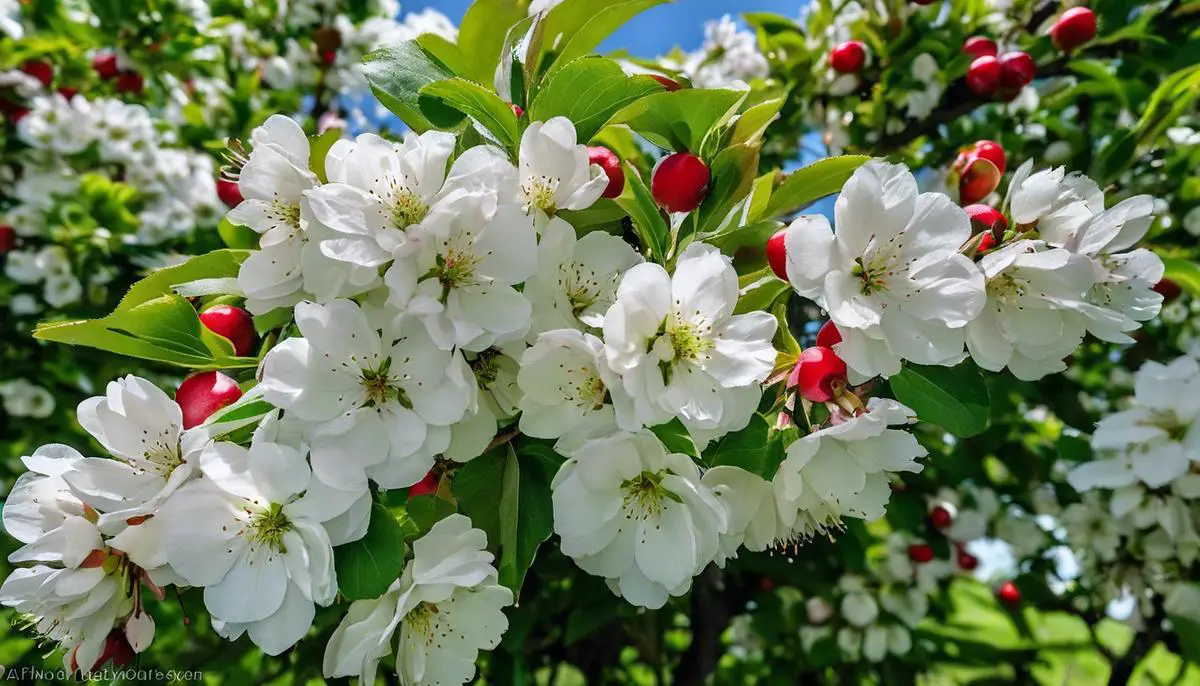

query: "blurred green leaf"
(334, 503), (407, 601)
(891, 361), (991, 437)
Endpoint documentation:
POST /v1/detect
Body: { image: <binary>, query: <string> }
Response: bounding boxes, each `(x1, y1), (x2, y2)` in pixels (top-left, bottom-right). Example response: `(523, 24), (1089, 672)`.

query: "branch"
(672, 566), (737, 686)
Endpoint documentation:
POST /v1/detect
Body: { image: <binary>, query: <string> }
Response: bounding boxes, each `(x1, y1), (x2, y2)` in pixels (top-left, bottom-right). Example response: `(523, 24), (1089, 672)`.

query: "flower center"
(360, 362), (409, 408)
(273, 201), (301, 229)
(405, 602), (439, 646)
(666, 321), (712, 363)
(561, 264), (603, 317)
(986, 273), (1026, 304)
(392, 188), (429, 229)
(620, 471), (680, 519)
(522, 175), (559, 214)
(470, 349), (502, 390)
(248, 503), (291, 552)
(437, 250), (481, 290)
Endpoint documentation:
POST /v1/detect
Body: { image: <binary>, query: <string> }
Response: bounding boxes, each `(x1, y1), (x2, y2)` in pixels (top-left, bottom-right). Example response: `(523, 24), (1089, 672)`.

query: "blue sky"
(422, 1), (802, 56)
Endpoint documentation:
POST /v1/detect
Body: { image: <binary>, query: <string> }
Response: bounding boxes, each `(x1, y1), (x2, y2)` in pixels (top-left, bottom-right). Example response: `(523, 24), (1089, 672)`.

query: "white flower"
(17, 94), (96, 155)
(702, 466), (783, 564)
(683, 15), (770, 88)
(445, 346), (525, 463)
(518, 329), (632, 450)
(157, 438), (339, 655)
(259, 299), (475, 492)
(518, 117), (608, 216)
(783, 161), (986, 380)
(0, 379), (54, 418)
(405, 190), (538, 351)
(604, 243), (776, 431)
(965, 240), (1093, 380)
(0, 446), (153, 672)
(524, 216), (643, 337)
(323, 514), (513, 685)
(775, 399), (925, 538)
(551, 431), (727, 608)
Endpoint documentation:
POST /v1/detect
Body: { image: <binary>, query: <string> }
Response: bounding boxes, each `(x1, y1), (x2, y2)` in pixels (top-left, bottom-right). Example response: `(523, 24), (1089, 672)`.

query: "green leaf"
(453, 442), (559, 593)
(1161, 256), (1200, 296)
(733, 272), (790, 314)
(34, 295), (258, 369)
(615, 161), (670, 261)
(703, 415), (783, 479)
(120, 250), (248, 311)
(420, 77), (520, 150)
(362, 40), (456, 133)
(649, 418), (699, 458)
(416, 33), (471, 78)
(763, 155), (871, 219)
(537, 0), (670, 79)
(612, 88), (744, 152)
(729, 97), (783, 146)
(890, 361), (991, 438)
(308, 128), (342, 183)
(456, 0), (532, 83)
(406, 494), (457, 532)
(529, 56), (664, 143)
(696, 143), (759, 236)
(334, 503), (407, 601)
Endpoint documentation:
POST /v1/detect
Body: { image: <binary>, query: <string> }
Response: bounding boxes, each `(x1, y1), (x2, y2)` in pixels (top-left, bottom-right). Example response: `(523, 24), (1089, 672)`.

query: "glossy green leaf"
(1161, 256), (1200, 296)
(530, 56), (664, 143)
(763, 155), (871, 219)
(334, 503), (407, 601)
(650, 418), (699, 458)
(420, 77), (520, 150)
(611, 88), (744, 152)
(890, 361), (991, 437)
(615, 161), (670, 262)
(456, 0), (531, 83)
(120, 250), (248, 311)
(362, 40), (456, 133)
(537, 0), (669, 78)
(703, 414), (784, 480)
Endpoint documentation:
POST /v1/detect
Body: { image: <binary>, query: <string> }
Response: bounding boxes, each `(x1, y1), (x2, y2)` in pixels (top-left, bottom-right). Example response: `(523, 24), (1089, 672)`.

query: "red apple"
(652, 152), (710, 213)
(997, 581), (1021, 605)
(830, 41), (867, 74)
(966, 55), (1001, 96)
(21, 60), (53, 88)
(1052, 7), (1097, 52)
(93, 53), (120, 80)
(816, 320), (842, 348)
(199, 305), (256, 357)
(930, 505), (953, 529)
(972, 140), (1006, 175)
(766, 229), (788, 281)
(998, 51), (1035, 90)
(963, 36), (998, 59)
(115, 71), (145, 95)
(216, 178), (243, 208)
(588, 146), (625, 199)
(957, 549), (979, 571)
(0, 224), (15, 254)
(788, 346), (849, 403)
(176, 371), (243, 429)
(908, 543), (935, 563)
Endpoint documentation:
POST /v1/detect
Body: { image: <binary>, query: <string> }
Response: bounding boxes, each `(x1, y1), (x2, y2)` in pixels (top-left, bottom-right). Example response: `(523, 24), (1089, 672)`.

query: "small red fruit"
(929, 504), (953, 529)
(998, 51), (1036, 90)
(93, 53), (120, 80)
(908, 543), (934, 563)
(509, 103), (524, 118)
(0, 224), (15, 254)
(176, 371), (243, 429)
(816, 320), (842, 348)
(199, 305), (256, 357)
(409, 470), (439, 498)
(966, 55), (1001, 96)
(651, 74), (682, 91)
(115, 71), (144, 95)
(1153, 278), (1182, 303)
(321, 50), (337, 66)
(57, 87), (78, 100)
(829, 41), (867, 74)
(955, 156), (1002, 205)
(766, 229), (789, 281)
(972, 140), (1006, 175)
(997, 581), (1021, 605)
(957, 549), (979, 571)
(964, 204), (1007, 231)
(587, 146), (625, 199)
(788, 346), (849, 403)
(759, 576), (775, 592)
(963, 36), (998, 59)
(652, 152), (710, 213)
(1052, 7), (1097, 52)
(216, 178), (243, 207)
(976, 232), (997, 253)
(21, 60), (53, 88)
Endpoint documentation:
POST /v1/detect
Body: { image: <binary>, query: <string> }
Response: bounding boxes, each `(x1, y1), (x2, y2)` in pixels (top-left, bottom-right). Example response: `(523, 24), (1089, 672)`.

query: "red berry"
(972, 140), (1006, 175)
(957, 550), (979, 571)
(977, 232), (997, 253)
(176, 371), (243, 429)
(759, 576), (775, 592)
(409, 470), (439, 498)
(93, 53), (120, 80)
(588, 146), (625, 199)
(930, 505), (953, 529)
(816, 320), (842, 348)
(650, 74), (682, 91)
(1052, 7), (1097, 52)
(997, 581), (1021, 605)
(509, 103), (524, 118)
(788, 346), (848, 403)
(652, 153), (710, 213)
(1153, 278), (1182, 303)
(964, 204), (1008, 234)
(199, 305), (256, 357)
(766, 229), (789, 281)
(956, 156), (1002, 205)
(216, 178), (244, 208)
(998, 51), (1035, 90)
(21, 60), (53, 88)
(966, 55), (1001, 95)
(908, 543), (934, 563)
(57, 87), (78, 100)
(321, 50), (337, 66)
(115, 71), (144, 95)
(963, 36), (998, 59)
(0, 224), (15, 254)
(829, 41), (867, 74)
